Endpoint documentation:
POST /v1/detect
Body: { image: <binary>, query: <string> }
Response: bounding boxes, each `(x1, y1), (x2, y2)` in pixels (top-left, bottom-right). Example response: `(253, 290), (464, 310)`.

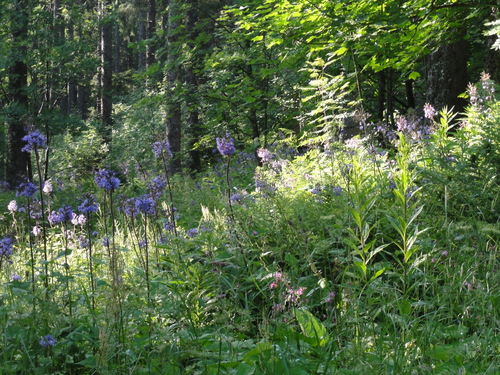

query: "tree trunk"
(166, 0), (182, 172)
(100, 0), (113, 145)
(146, 0), (156, 67)
(426, 36), (468, 114)
(6, 0), (30, 189)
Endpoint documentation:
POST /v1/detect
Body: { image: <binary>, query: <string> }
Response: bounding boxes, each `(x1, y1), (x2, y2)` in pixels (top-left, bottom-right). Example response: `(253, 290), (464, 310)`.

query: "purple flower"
(187, 228), (199, 238)
(138, 239), (147, 248)
(32, 226), (41, 237)
(11, 274), (21, 281)
(0, 236), (14, 257)
(230, 193), (243, 203)
(216, 134), (235, 156)
(16, 180), (37, 198)
(163, 221), (175, 232)
(257, 148), (273, 163)
(48, 210), (64, 225)
(123, 198), (139, 217)
(95, 169), (120, 191)
(21, 130), (47, 153)
(71, 213), (86, 226)
(135, 195), (155, 215)
(78, 194), (99, 214)
(423, 103), (437, 119)
(39, 334), (56, 347)
(332, 186), (343, 196)
(149, 176), (166, 199)
(102, 237), (110, 247)
(152, 140), (172, 158)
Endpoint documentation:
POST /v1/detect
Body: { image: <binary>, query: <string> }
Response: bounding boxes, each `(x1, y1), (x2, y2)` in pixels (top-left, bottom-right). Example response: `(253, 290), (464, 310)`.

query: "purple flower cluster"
(186, 228), (199, 238)
(135, 195), (155, 216)
(123, 198), (139, 218)
(149, 176), (166, 199)
(0, 236), (14, 257)
(21, 130), (47, 153)
(423, 103), (438, 119)
(152, 140), (172, 159)
(16, 180), (37, 198)
(48, 205), (74, 225)
(95, 169), (120, 191)
(257, 148), (274, 163)
(39, 334), (56, 347)
(216, 134), (236, 156)
(7, 200), (18, 213)
(78, 194), (99, 214)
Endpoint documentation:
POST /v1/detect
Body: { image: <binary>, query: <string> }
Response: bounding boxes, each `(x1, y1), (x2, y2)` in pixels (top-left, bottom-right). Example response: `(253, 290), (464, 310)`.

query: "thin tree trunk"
(146, 0), (156, 67)
(100, 0), (113, 145)
(6, 0), (30, 188)
(166, 0), (182, 172)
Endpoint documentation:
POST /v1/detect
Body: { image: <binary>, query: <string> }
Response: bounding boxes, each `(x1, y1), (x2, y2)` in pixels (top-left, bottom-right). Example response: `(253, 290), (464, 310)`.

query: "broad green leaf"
(294, 308), (329, 346)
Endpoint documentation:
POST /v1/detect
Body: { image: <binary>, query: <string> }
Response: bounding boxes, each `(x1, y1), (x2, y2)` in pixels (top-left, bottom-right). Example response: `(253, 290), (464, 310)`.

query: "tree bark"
(6, 0), (30, 188)
(426, 36), (468, 114)
(146, 0), (156, 67)
(166, 0), (182, 172)
(100, 0), (113, 145)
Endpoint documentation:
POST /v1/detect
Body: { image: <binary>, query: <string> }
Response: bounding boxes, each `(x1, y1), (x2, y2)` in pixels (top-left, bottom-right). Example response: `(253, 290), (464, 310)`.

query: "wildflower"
(48, 211), (64, 225)
(42, 180), (53, 194)
(152, 140), (172, 158)
(78, 194), (99, 214)
(149, 176), (166, 199)
(21, 130), (47, 153)
(138, 239), (147, 248)
(32, 226), (41, 237)
(230, 193), (243, 203)
(135, 195), (156, 215)
(332, 186), (343, 196)
(123, 197), (139, 218)
(423, 103), (437, 119)
(78, 236), (89, 249)
(71, 213), (86, 226)
(94, 169), (120, 191)
(441, 250), (448, 257)
(11, 274), (21, 281)
(0, 236), (14, 257)
(216, 134), (236, 156)
(257, 148), (273, 163)
(163, 221), (175, 232)
(187, 228), (199, 238)
(102, 237), (110, 247)
(7, 200), (17, 213)
(16, 180), (37, 198)
(39, 334), (56, 347)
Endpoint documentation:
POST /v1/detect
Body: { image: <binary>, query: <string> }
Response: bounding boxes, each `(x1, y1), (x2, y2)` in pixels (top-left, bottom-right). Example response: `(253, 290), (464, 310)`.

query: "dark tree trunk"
(166, 0), (182, 172)
(146, 0), (156, 67)
(426, 36), (468, 114)
(6, 0), (30, 188)
(405, 79), (415, 109)
(100, 0), (113, 145)
(186, 0), (201, 172)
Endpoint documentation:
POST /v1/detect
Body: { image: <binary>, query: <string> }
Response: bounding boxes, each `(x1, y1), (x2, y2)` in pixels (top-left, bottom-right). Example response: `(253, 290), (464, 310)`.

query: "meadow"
(0, 77), (499, 374)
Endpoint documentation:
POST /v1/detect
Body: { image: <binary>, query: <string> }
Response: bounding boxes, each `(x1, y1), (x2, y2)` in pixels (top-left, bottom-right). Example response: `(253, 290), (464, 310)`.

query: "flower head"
(135, 195), (155, 215)
(39, 334), (56, 347)
(42, 180), (53, 194)
(16, 180), (37, 198)
(0, 236), (14, 257)
(152, 140), (172, 159)
(216, 134), (235, 156)
(78, 194), (99, 214)
(257, 148), (273, 163)
(94, 169), (120, 191)
(187, 228), (199, 238)
(21, 130), (47, 153)
(423, 103), (437, 119)
(11, 274), (21, 281)
(7, 200), (18, 213)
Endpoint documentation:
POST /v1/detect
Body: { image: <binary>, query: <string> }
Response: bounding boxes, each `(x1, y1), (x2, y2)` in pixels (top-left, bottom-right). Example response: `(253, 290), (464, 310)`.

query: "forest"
(0, 0), (499, 373)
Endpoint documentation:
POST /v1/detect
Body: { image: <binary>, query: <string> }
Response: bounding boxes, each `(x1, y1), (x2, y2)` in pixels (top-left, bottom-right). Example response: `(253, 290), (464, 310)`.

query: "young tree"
(6, 0), (30, 188)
